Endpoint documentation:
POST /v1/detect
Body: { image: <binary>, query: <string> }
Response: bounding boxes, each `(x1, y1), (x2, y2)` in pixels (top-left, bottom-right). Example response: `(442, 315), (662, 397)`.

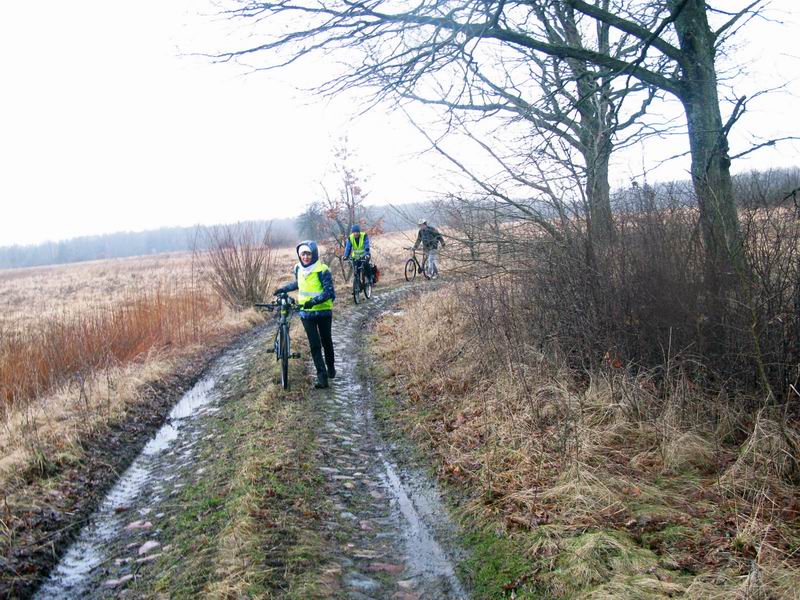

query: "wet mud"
(28, 283), (469, 599)
(1, 328), (259, 600)
(33, 342), (256, 599)
(313, 286), (468, 599)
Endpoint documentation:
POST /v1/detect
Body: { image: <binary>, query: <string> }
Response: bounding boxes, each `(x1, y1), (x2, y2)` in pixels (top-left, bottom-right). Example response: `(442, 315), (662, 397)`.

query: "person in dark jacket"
(275, 241), (336, 388)
(413, 219), (445, 278)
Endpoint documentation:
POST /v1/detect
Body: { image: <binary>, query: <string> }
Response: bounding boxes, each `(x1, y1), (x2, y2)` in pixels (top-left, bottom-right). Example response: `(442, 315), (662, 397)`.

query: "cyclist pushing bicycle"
(413, 219), (445, 279)
(274, 241), (337, 389)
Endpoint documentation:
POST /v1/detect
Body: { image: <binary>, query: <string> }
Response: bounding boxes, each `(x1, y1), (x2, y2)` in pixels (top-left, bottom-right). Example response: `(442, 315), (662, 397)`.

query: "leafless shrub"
(199, 222), (277, 309)
(449, 178), (800, 405)
(0, 288), (221, 415)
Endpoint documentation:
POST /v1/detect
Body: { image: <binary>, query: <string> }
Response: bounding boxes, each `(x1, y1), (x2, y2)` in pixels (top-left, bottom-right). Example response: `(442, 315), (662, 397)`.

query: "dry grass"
(719, 411), (800, 501)
(0, 251), (272, 491)
(374, 283), (800, 597)
(1, 289), (218, 409)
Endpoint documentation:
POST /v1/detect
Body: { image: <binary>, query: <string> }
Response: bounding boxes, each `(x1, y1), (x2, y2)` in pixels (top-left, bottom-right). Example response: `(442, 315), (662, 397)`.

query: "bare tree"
(400, 1), (666, 247)
(297, 201), (327, 240)
(214, 0), (796, 287)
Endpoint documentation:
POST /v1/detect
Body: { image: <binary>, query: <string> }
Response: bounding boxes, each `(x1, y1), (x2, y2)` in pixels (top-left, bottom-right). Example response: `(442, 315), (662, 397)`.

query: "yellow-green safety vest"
(349, 232), (367, 259)
(298, 263), (333, 311)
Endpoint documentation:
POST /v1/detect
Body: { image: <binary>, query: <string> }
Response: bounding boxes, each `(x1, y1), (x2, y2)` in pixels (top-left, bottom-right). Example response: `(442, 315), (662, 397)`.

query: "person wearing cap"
(274, 241), (337, 389)
(413, 219), (446, 278)
(343, 223), (374, 283)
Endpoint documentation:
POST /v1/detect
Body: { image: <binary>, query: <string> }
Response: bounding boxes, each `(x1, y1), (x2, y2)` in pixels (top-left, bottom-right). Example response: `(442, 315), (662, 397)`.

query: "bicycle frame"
(350, 257), (372, 304)
(404, 247), (430, 282)
(255, 292), (300, 390)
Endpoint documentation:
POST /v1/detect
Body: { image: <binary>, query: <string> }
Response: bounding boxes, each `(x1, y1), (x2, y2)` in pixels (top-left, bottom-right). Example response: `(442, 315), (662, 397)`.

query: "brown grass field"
(3, 222), (798, 597)
(0, 230), (419, 488)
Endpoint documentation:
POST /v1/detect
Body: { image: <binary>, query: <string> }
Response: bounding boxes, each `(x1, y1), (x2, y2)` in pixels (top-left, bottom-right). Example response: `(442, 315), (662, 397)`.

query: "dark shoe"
(314, 376), (329, 389)
(327, 367), (336, 379)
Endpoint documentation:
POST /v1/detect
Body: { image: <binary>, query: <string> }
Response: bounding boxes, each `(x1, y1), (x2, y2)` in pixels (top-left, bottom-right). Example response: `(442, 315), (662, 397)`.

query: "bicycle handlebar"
(255, 292), (296, 312)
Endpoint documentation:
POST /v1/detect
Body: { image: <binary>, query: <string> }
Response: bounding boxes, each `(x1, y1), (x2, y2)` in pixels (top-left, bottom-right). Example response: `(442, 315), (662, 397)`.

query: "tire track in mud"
(32, 283), (469, 599)
(314, 284), (468, 599)
(31, 331), (266, 599)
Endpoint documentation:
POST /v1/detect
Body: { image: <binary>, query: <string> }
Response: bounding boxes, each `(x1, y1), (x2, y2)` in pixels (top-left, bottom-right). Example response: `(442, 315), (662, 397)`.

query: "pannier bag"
(372, 264), (381, 283)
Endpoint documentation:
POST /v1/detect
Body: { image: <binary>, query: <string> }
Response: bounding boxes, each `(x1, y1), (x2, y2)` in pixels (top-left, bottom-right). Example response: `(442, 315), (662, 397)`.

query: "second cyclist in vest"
(343, 224), (373, 282)
(275, 241), (336, 389)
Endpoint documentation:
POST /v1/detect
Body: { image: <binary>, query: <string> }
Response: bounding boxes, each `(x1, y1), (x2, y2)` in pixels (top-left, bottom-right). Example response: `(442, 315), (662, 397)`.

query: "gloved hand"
(298, 300), (314, 310)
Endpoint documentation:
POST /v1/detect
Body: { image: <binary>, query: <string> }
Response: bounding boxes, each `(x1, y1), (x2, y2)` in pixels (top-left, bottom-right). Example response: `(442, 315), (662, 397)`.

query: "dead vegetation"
(375, 278), (800, 598)
(0, 228), (417, 515)
(0, 250), (267, 558)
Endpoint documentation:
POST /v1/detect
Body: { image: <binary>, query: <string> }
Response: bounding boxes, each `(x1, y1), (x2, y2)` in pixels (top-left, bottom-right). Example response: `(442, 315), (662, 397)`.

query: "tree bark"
(583, 125), (614, 245)
(671, 0), (742, 288)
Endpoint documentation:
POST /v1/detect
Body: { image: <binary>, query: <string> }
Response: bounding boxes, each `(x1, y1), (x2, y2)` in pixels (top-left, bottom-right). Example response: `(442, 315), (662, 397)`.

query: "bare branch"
(730, 136), (800, 161)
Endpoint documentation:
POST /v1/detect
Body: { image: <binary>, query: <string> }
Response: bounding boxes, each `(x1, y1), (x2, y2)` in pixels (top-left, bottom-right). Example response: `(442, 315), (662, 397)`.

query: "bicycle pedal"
(290, 352), (302, 359)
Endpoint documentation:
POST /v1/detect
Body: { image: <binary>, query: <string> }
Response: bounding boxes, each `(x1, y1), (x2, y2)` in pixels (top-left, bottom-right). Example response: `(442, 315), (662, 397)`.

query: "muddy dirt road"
(34, 284), (468, 599)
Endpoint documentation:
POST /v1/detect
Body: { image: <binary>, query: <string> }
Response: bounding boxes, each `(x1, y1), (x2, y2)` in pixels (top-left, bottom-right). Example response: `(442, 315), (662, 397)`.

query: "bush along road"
(31, 282), (470, 599)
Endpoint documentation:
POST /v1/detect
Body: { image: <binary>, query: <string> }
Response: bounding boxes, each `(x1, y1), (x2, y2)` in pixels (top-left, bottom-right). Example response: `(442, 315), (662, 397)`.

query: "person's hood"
(351, 224), (361, 234)
(296, 240), (320, 265)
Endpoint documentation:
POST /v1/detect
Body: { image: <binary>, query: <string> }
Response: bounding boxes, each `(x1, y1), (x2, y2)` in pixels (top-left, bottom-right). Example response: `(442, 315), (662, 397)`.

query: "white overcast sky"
(1, 0), (798, 246)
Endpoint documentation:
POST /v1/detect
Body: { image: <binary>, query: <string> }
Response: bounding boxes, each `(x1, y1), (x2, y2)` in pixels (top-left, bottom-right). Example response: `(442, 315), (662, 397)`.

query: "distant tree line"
(0, 202), (440, 270)
(0, 220), (293, 270)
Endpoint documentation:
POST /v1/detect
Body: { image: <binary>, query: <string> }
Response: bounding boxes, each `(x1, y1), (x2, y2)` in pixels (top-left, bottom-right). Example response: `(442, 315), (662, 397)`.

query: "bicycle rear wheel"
(421, 256), (431, 280)
(279, 324), (290, 390)
(404, 258), (416, 282)
(363, 269), (372, 299)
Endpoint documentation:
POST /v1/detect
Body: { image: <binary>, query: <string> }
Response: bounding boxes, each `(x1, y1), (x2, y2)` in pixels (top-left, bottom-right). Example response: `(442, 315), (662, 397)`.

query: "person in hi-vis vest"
(343, 224), (373, 279)
(275, 241), (337, 389)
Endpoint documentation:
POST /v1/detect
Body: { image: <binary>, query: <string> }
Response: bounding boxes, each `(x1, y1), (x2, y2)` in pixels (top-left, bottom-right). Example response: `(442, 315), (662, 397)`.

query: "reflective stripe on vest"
(297, 262), (333, 312)
(349, 232), (366, 258)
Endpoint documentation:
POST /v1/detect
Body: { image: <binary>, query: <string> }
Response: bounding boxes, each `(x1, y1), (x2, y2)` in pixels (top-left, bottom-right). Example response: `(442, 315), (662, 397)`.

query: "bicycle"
(403, 247), (430, 282)
(255, 291), (301, 390)
(350, 257), (373, 304)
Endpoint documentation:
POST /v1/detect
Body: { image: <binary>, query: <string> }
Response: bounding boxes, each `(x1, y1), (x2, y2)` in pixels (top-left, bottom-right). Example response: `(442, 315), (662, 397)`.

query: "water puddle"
(34, 341), (253, 599)
(379, 456), (468, 597)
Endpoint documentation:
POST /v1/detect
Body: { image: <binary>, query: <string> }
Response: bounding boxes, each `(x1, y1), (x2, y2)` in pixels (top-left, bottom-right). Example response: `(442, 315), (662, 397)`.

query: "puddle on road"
(379, 456), (468, 597)
(34, 341), (254, 599)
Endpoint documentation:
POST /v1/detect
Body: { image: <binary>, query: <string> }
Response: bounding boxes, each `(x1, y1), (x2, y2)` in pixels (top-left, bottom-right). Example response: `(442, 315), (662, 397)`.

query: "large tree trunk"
(672, 0), (742, 289)
(585, 139), (614, 245)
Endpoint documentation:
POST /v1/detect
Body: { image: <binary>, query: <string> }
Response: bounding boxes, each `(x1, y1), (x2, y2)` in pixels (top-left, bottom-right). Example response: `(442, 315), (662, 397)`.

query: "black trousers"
(301, 315), (335, 378)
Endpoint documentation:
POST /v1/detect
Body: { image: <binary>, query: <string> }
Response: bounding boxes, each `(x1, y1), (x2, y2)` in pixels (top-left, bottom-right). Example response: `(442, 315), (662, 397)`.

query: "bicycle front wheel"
(279, 324), (290, 390)
(404, 258), (416, 282)
(352, 271), (361, 304)
(340, 257), (353, 282)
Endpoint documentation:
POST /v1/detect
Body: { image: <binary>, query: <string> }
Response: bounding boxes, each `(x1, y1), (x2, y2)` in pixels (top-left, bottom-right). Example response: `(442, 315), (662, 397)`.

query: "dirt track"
(31, 282), (469, 599)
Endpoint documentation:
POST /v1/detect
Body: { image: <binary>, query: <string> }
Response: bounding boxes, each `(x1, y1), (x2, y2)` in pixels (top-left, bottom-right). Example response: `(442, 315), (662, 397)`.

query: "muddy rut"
(34, 284), (469, 599)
